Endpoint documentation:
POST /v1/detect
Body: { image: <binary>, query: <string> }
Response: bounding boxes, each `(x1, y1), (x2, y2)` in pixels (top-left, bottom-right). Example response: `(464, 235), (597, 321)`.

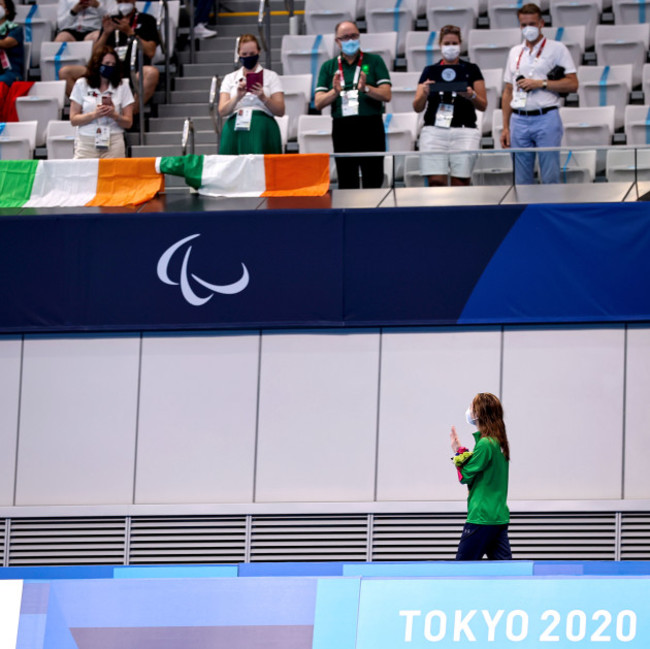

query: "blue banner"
(2, 204), (650, 332)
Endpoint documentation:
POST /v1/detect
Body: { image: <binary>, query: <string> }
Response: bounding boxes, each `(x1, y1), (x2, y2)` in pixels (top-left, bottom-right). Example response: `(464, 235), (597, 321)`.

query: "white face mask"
(0, 6), (6, 20)
(522, 25), (540, 42)
(441, 45), (460, 62)
(465, 407), (478, 427)
(117, 3), (134, 16)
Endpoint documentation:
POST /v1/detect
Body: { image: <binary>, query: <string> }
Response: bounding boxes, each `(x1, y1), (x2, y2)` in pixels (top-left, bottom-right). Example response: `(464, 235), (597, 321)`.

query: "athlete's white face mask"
(0, 6), (6, 20)
(117, 3), (134, 16)
(522, 25), (540, 42)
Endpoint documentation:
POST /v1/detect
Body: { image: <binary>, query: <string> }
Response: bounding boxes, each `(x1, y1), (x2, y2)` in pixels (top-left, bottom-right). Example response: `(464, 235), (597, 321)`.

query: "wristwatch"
(542, 80), (548, 89)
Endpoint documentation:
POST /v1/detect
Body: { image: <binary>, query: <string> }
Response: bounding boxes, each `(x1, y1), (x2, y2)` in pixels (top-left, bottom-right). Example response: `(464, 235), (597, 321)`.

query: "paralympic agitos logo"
(157, 234), (250, 306)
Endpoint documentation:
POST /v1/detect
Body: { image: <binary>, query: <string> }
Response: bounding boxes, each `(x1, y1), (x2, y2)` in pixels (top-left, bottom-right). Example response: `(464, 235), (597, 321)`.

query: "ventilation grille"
(509, 513), (617, 560)
(620, 512), (650, 559)
(128, 516), (247, 564)
(372, 514), (465, 561)
(0, 519), (5, 567)
(250, 515), (369, 562)
(8, 518), (126, 566)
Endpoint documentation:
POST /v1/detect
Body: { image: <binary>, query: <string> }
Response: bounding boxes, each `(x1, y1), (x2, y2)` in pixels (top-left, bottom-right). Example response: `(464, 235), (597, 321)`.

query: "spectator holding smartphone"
(69, 45), (134, 158)
(218, 34), (285, 154)
(55, 0), (106, 43)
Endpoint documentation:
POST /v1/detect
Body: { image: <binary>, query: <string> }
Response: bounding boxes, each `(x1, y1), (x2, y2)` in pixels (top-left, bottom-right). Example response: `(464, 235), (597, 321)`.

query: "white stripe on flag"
(24, 160), (99, 208)
(200, 155), (267, 197)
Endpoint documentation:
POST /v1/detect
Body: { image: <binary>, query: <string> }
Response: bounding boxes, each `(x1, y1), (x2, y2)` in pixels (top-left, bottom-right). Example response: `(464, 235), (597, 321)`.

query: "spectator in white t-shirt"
(55, 0), (106, 42)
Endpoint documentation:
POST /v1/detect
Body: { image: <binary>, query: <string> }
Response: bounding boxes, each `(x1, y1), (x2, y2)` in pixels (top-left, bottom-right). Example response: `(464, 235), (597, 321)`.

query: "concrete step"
(182, 47), (282, 66)
(175, 76), (214, 92)
(131, 143), (218, 157)
(170, 90), (209, 104)
(159, 103), (212, 117)
(148, 116), (216, 132)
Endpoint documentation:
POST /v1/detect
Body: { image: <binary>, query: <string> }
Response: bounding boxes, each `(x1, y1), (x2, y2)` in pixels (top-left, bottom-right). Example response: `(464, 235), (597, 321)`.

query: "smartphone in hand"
(245, 71), (264, 92)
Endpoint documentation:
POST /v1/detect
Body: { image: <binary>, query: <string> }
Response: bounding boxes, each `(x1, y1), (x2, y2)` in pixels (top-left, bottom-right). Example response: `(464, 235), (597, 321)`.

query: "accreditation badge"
(512, 86), (527, 109)
(235, 107), (253, 131)
(341, 89), (360, 117)
(94, 126), (110, 150)
(435, 103), (454, 129)
(115, 45), (128, 62)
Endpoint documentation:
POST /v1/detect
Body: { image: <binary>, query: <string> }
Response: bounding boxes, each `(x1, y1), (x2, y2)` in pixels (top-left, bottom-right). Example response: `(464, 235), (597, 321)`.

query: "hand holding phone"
(245, 70), (264, 92)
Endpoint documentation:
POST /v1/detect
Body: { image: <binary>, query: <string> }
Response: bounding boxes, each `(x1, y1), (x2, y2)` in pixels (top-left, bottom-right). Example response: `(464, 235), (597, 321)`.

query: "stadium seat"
(15, 80), (66, 147)
(383, 111), (419, 151)
(426, 0), (479, 51)
(0, 121), (38, 160)
(560, 105), (615, 146)
(403, 154), (425, 186)
(45, 119), (75, 159)
(405, 31), (441, 73)
(359, 31), (398, 71)
(471, 151), (513, 185)
(303, 0), (357, 35)
(550, 0), (600, 49)
(558, 149), (598, 183)
(487, 2), (526, 29)
(492, 107), (504, 148)
(468, 28), (520, 71)
(15, 3), (57, 67)
(40, 40), (93, 82)
(281, 33), (335, 77)
(577, 64), (633, 130)
(279, 74), (312, 141)
(594, 24), (649, 88)
(612, 0), (650, 24)
(386, 71), (420, 114)
(606, 147), (650, 181)
(366, 0), (417, 56)
(275, 114), (289, 149)
(623, 104), (650, 145)
(643, 63), (650, 100)
(550, 25), (586, 68)
(481, 67), (503, 136)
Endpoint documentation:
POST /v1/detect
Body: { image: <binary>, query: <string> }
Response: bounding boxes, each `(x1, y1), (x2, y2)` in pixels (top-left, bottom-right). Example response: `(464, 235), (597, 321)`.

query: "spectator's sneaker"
(195, 23), (217, 39)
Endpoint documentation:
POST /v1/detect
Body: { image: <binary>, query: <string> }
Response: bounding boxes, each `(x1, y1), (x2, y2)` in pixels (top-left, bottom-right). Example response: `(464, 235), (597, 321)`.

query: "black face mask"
(99, 64), (116, 80)
(239, 54), (259, 70)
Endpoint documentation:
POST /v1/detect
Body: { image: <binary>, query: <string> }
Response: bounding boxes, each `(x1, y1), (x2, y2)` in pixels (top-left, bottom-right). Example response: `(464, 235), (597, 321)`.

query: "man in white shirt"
(500, 3), (578, 184)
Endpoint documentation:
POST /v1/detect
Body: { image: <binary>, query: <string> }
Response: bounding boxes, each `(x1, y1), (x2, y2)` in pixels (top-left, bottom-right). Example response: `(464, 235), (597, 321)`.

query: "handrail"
(187, 0), (195, 65)
(156, 0), (171, 104)
(257, 0), (271, 69)
(208, 75), (223, 152)
(181, 118), (195, 155)
(129, 36), (145, 146)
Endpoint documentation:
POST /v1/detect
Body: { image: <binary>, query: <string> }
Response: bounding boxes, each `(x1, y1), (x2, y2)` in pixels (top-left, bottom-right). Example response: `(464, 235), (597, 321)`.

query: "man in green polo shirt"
(314, 21), (392, 189)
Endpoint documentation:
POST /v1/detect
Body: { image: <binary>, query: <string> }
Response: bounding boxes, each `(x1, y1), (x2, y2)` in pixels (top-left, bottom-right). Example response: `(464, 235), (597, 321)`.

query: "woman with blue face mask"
(218, 34), (285, 155)
(450, 392), (512, 561)
(0, 0), (24, 87)
(314, 21), (392, 189)
(413, 25), (487, 188)
(69, 45), (134, 158)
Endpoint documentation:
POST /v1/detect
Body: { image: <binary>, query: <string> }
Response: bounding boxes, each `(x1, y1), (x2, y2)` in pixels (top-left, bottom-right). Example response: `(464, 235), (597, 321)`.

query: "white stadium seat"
(386, 71), (420, 114)
(612, 0), (650, 24)
(303, 0), (357, 35)
(426, 0), (479, 52)
(366, 0), (418, 56)
(488, 2), (526, 29)
(0, 121), (38, 160)
(45, 120), (75, 159)
(15, 80), (66, 147)
(40, 40), (93, 82)
(623, 104), (650, 145)
(359, 31), (398, 71)
(550, 0), (600, 49)
(560, 105), (615, 147)
(279, 74), (312, 141)
(550, 25), (585, 69)
(481, 67), (503, 136)
(15, 3), (57, 67)
(606, 148), (650, 182)
(405, 31), (441, 73)
(468, 28), (520, 72)
(558, 149), (598, 183)
(578, 64), (633, 130)
(594, 24), (650, 88)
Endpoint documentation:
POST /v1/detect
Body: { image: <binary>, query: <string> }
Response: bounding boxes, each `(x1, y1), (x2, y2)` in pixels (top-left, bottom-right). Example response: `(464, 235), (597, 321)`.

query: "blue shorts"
(456, 522), (512, 561)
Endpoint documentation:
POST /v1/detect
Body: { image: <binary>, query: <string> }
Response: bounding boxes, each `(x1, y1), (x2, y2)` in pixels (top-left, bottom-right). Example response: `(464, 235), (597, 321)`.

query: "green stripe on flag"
(0, 160), (40, 208)
(158, 154), (204, 190)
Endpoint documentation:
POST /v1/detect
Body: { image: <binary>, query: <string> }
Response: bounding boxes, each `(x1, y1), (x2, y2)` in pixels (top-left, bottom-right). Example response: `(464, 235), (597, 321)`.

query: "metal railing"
(181, 118), (195, 155)
(209, 75), (223, 151)
(156, 0), (172, 104)
(187, 0), (195, 65)
(257, 0), (271, 69)
(129, 37), (145, 146)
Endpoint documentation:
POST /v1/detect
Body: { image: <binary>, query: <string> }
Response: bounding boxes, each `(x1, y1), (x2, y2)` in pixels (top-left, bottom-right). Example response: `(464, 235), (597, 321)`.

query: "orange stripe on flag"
(86, 158), (164, 207)
(262, 153), (330, 197)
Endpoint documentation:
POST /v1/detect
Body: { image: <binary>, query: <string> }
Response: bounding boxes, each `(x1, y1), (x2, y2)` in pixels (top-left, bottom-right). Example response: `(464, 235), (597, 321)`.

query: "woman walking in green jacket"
(450, 392), (512, 560)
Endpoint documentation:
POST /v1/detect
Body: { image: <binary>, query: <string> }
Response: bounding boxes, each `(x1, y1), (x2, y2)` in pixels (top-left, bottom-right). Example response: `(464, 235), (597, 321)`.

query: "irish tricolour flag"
(0, 158), (163, 208)
(0, 154), (330, 208)
(157, 153), (329, 198)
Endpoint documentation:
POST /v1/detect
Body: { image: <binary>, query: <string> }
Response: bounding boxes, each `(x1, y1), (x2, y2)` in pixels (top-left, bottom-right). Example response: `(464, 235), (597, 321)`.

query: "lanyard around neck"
(337, 51), (364, 90)
(516, 37), (546, 72)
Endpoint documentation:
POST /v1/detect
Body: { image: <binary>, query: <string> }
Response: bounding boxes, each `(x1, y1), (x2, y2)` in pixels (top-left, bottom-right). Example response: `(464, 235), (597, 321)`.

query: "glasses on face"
(337, 33), (360, 42)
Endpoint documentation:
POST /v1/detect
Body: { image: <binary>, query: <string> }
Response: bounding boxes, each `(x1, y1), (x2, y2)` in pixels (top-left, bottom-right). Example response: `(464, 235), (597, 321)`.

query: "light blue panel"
(47, 577), (317, 627)
(356, 577), (650, 648)
(114, 566), (238, 579)
(239, 562), (345, 577)
(312, 578), (361, 649)
(16, 614), (47, 649)
(343, 561), (534, 577)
